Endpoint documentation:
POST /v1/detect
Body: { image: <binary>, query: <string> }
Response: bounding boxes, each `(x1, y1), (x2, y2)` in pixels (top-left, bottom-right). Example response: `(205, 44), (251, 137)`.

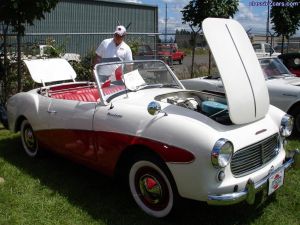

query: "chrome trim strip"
(207, 156), (295, 205)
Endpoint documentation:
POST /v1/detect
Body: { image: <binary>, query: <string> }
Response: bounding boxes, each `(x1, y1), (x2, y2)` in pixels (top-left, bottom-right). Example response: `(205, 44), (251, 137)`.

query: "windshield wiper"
(136, 83), (162, 90)
(160, 83), (181, 88)
(266, 74), (291, 80)
(282, 73), (294, 77)
(135, 83), (180, 90)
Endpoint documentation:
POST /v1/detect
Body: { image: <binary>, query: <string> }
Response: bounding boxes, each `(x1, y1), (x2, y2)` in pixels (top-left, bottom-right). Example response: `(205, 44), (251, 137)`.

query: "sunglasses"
(114, 34), (125, 38)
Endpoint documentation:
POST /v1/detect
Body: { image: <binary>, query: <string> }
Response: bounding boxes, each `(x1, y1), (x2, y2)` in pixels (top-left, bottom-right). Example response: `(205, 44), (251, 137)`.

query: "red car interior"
(48, 83), (124, 102)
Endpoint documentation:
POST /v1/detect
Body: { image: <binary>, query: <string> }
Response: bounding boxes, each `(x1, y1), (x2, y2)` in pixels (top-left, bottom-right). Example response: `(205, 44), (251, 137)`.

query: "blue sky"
(118, 0), (300, 36)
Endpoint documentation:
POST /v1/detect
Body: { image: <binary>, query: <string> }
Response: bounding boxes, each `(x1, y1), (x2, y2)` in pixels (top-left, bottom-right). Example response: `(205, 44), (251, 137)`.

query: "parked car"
(278, 53), (300, 77)
(134, 44), (154, 57)
(274, 43), (300, 54)
(6, 18), (298, 218)
(133, 44), (172, 65)
(181, 56), (300, 135)
(0, 44), (81, 63)
(252, 42), (280, 57)
(157, 43), (186, 64)
(25, 44), (81, 63)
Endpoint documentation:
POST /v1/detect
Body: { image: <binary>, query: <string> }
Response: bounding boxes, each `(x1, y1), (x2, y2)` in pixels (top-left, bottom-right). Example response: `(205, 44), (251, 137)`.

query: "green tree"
(0, 0), (58, 97)
(271, 0), (300, 54)
(181, 0), (239, 77)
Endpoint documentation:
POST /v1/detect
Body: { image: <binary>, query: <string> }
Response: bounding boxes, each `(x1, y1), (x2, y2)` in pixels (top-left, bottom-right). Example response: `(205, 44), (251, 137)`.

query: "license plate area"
(268, 168), (284, 195)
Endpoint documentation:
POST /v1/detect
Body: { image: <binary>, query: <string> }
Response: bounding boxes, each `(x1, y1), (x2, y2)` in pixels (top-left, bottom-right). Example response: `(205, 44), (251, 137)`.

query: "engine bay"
(156, 91), (232, 125)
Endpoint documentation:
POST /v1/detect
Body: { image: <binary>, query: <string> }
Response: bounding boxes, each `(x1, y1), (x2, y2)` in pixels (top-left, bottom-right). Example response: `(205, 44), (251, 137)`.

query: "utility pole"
(266, 0), (270, 43)
(165, 3), (167, 43)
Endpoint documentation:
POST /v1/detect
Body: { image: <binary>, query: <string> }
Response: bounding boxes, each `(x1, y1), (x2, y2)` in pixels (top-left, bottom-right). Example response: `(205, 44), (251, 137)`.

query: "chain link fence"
(2, 32), (300, 60)
(1, 32), (300, 99)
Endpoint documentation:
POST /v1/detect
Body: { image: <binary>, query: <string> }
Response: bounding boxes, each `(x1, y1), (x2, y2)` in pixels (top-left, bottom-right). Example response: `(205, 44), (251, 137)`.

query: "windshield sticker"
(123, 69), (145, 91)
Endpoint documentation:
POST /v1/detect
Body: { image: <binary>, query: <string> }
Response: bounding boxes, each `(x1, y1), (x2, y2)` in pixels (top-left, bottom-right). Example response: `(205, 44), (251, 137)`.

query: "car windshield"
(252, 44), (262, 52)
(259, 58), (292, 79)
(94, 60), (182, 102)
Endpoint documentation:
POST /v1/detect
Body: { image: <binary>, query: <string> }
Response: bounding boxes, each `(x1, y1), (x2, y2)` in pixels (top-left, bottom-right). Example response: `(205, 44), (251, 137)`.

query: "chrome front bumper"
(207, 150), (299, 205)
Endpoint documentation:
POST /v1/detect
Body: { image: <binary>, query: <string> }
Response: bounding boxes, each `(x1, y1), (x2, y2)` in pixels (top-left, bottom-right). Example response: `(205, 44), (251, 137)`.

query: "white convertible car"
(6, 18), (298, 218)
(181, 56), (300, 136)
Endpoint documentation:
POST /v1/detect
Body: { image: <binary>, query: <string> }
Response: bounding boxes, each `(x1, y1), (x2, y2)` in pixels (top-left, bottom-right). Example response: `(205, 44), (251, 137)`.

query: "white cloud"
(157, 1), (195, 33)
(159, 16), (190, 33)
(235, 1), (299, 36)
(235, 2), (267, 34)
(117, 0), (300, 36)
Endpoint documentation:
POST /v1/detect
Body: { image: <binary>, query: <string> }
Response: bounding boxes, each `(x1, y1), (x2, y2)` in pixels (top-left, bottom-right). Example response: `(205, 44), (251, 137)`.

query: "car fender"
(7, 91), (50, 132)
(267, 83), (300, 112)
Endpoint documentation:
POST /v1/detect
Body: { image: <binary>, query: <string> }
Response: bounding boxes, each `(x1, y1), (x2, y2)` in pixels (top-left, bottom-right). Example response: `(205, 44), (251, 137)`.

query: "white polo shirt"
(95, 38), (133, 61)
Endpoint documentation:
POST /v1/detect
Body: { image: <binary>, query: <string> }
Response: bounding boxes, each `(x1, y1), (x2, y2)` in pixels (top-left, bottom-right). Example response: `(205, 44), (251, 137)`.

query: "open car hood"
(24, 58), (77, 85)
(203, 18), (269, 124)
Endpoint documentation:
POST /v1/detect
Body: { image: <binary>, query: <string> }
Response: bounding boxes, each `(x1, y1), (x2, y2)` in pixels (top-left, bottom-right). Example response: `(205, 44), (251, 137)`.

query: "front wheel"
(129, 156), (177, 218)
(20, 119), (40, 157)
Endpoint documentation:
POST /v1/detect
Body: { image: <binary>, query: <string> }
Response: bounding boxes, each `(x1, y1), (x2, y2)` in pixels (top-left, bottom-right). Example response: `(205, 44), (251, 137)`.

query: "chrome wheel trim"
(21, 120), (38, 157)
(129, 160), (173, 218)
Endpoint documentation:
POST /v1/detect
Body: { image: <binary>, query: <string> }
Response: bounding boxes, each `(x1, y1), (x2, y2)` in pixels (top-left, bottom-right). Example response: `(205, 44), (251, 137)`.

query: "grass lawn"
(0, 125), (300, 225)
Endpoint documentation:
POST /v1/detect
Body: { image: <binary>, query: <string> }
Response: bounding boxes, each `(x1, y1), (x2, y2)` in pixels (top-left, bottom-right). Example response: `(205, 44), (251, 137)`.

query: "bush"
(0, 50), (94, 103)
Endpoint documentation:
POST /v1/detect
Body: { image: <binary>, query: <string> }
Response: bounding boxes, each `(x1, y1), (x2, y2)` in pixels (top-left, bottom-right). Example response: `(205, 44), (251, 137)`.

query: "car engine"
(157, 91), (232, 125)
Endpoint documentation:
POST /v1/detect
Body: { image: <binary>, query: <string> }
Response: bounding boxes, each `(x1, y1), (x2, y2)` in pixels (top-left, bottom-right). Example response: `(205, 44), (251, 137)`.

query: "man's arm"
(94, 39), (107, 67)
(93, 54), (102, 67)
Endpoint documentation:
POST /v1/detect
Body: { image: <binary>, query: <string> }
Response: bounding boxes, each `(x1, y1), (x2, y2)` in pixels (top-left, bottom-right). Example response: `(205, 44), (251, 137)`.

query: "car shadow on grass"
(0, 134), (274, 225)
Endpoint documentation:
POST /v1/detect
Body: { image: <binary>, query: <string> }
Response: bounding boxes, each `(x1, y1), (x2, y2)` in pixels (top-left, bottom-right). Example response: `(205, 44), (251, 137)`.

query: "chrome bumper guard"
(208, 149), (299, 205)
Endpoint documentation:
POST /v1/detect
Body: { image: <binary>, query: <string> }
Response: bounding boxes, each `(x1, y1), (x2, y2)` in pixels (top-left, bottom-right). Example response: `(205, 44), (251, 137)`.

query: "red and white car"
(6, 18), (297, 218)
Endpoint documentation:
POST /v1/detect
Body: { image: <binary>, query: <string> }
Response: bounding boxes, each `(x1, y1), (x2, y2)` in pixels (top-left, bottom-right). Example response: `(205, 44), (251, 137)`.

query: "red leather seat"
(50, 86), (124, 102)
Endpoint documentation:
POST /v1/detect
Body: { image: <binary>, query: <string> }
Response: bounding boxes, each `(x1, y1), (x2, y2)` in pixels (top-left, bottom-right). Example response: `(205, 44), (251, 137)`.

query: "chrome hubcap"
(139, 175), (163, 205)
(24, 126), (36, 152)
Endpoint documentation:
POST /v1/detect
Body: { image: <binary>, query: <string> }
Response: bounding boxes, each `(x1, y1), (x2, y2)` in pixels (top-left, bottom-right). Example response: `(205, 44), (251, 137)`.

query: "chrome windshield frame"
(93, 60), (184, 105)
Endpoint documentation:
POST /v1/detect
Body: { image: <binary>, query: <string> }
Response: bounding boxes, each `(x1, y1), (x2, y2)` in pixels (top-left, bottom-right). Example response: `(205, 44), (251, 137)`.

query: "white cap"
(114, 25), (126, 36)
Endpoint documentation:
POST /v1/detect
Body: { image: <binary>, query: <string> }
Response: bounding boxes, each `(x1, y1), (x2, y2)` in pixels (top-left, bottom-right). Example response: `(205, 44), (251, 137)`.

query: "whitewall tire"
(20, 119), (39, 157)
(129, 157), (176, 218)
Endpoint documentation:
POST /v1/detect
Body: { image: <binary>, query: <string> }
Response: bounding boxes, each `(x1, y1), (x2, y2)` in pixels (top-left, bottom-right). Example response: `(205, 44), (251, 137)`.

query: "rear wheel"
(20, 119), (40, 157)
(128, 155), (177, 218)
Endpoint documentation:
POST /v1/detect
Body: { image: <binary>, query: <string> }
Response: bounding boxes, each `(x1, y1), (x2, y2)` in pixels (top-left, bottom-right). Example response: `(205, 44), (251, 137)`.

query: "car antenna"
(126, 22), (132, 30)
(116, 18), (121, 26)
(115, 18), (131, 31)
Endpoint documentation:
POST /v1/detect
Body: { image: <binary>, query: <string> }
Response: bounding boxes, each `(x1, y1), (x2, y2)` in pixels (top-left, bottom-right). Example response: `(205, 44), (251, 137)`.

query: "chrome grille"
(231, 133), (279, 177)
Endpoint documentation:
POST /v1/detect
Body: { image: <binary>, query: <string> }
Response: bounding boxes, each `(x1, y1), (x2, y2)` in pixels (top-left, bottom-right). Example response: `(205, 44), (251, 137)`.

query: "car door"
(47, 98), (97, 162)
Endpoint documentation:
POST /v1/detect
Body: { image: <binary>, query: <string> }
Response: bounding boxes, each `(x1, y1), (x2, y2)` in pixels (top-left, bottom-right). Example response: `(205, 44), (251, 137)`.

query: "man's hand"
(93, 54), (102, 68)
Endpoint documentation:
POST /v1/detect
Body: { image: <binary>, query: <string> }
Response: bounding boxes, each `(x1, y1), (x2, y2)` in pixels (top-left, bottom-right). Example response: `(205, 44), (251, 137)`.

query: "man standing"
(94, 25), (133, 65)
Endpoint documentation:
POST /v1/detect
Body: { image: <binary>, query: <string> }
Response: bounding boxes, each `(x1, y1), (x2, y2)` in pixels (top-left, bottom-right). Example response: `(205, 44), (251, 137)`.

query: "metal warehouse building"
(21, 0), (158, 56)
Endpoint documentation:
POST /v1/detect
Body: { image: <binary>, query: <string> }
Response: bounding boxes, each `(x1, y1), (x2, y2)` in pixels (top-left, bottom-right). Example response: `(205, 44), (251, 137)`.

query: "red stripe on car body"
(35, 129), (195, 176)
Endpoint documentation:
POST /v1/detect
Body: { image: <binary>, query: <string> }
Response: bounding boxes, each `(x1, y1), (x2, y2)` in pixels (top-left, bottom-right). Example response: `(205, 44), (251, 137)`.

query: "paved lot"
(172, 54), (209, 79)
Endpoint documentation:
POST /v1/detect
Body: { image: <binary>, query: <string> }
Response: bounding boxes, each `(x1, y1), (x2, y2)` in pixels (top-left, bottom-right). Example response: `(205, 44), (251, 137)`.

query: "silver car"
(181, 56), (300, 135)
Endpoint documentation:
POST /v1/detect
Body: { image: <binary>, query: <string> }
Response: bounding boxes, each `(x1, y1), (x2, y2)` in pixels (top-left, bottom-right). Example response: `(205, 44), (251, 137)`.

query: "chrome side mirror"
(147, 101), (168, 116)
(147, 101), (161, 115)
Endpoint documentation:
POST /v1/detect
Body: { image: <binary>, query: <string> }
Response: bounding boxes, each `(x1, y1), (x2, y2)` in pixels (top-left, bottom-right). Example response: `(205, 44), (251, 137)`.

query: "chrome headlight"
(211, 139), (234, 168)
(280, 114), (293, 137)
